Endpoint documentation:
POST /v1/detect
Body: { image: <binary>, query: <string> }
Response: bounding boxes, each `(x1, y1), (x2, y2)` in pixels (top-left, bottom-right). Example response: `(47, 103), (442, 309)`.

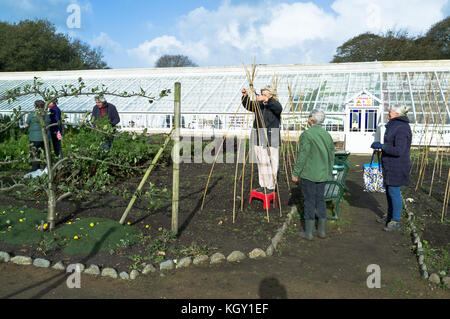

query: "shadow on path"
(1, 228), (115, 299)
(344, 179), (385, 218)
(258, 277), (287, 299)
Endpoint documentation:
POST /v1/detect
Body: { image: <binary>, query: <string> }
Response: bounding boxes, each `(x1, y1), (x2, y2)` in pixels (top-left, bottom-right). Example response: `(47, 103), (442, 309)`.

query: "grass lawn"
(0, 205), (142, 255)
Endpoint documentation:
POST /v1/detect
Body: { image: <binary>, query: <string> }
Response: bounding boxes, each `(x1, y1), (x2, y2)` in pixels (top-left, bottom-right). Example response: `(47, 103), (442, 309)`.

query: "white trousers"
(254, 145), (279, 190)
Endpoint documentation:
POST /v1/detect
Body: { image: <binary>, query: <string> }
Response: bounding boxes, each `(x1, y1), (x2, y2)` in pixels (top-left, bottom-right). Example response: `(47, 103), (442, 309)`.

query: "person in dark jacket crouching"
(91, 95), (120, 151)
(371, 105), (412, 232)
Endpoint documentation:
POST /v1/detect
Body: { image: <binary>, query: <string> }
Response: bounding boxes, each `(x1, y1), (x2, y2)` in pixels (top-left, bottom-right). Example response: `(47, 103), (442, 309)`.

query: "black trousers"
(50, 132), (63, 159)
(30, 141), (45, 171)
(300, 178), (326, 220)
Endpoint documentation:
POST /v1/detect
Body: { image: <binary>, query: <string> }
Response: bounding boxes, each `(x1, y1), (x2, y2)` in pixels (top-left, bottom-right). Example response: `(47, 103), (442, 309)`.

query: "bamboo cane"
(415, 81), (430, 176)
(240, 109), (251, 211)
(272, 75), (283, 217)
(415, 80), (433, 191)
(428, 79), (443, 196)
(120, 128), (175, 225)
(246, 65), (272, 222)
(442, 167), (450, 223)
(283, 84), (293, 185)
(282, 138), (290, 190)
(201, 102), (248, 211)
(438, 86), (449, 178)
(233, 135), (242, 223)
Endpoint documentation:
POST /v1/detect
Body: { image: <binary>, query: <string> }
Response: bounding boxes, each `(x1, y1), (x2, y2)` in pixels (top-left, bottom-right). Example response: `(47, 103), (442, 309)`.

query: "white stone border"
(0, 205), (298, 281)
(403, 200), (449, 288)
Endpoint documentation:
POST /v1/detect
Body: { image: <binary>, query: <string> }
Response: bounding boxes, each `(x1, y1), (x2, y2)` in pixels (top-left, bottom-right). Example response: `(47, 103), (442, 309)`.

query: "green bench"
(324, 160), (350, 221)
(294, 151), (350, 221)
(335, 150), (351, 167)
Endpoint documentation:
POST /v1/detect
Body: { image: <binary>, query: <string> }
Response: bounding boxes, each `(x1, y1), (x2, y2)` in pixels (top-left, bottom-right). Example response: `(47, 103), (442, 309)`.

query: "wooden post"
(172, 82), (181, 234)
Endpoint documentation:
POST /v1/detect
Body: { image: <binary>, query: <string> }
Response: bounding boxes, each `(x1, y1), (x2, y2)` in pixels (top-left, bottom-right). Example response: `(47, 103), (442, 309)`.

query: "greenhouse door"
(346, 108), (379, 154)
(344, 90), (383, 154)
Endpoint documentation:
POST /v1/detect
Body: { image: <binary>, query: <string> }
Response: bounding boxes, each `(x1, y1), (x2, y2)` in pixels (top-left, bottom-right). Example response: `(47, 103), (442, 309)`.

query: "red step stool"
(249, 190), (277, 209)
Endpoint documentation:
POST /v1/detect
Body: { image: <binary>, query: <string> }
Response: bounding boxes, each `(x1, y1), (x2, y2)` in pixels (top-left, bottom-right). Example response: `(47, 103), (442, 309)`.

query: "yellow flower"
(145, 225), (150, 229)
(73, 236), (79, 240)
(127, 222), (131, 225)
(43, 223), (48, 230)
(67, 222), (72, 225)
(90, 223), (94, 227)
(19, 219), (23, 223)
(7, 226), (12, 229)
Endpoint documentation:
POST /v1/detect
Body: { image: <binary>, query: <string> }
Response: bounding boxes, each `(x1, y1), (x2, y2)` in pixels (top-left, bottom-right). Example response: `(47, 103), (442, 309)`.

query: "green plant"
(128, 254), (145, 270)
(423, 245), (450, 274)
(145, 229), (177, 263)
(0, 134), (31, 171)
(178, 241), (212, 258)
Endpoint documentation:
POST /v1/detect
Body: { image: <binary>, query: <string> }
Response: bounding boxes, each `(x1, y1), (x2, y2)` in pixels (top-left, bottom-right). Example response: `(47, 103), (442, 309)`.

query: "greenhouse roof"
(0, 60), (449, 124)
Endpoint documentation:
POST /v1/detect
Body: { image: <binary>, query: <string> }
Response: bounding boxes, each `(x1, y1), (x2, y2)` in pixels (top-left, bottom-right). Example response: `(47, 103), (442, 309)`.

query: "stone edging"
(0, 205), (298, 281)
(403, 200), (450, 288)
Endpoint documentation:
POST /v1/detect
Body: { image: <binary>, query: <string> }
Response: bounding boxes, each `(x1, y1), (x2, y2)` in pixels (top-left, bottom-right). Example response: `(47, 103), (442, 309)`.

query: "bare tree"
(155, 54), (198, 68)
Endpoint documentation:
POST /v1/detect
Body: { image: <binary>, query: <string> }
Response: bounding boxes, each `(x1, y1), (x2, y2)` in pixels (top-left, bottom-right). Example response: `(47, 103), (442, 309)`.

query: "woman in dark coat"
(371, 105), (412, 231)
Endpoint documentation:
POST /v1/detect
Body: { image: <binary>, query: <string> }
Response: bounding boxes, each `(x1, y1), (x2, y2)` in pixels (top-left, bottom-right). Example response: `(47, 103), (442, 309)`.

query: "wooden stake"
(171, 82), (181, 234)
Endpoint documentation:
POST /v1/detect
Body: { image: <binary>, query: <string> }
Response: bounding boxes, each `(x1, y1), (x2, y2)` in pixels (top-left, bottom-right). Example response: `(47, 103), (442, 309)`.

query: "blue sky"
(1, 0), (449, 69)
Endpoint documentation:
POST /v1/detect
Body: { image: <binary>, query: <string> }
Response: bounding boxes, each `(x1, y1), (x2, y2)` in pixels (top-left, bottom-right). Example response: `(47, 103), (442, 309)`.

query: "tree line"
(0, 16), (448, 72)
(0, 19), (198, 71)
(0, 19), (108, 71)
(331, 16), (449, 63)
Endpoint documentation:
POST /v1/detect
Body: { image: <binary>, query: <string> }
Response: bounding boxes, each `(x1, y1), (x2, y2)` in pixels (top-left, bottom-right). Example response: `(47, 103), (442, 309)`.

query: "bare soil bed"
(0, 161), (295, 273)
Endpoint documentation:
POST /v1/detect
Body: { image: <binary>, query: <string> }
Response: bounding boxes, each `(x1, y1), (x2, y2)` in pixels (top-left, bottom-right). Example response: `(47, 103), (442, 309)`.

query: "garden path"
(0, 155), (449, 301)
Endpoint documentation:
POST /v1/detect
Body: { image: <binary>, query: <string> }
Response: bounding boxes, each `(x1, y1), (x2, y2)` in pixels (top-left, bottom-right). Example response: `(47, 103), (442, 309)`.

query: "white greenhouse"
(0, 59), (449, 154)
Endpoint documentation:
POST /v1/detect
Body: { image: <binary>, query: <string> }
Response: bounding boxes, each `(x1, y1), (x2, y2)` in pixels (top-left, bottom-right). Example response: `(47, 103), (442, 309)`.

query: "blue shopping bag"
(363, 151), (385, 193)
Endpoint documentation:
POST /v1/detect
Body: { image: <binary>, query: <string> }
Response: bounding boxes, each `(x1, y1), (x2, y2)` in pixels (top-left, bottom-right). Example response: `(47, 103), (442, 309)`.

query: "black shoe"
(265, 188), (274, 194)
(256, 187), (265, 193)
(376, 215), (389, 224)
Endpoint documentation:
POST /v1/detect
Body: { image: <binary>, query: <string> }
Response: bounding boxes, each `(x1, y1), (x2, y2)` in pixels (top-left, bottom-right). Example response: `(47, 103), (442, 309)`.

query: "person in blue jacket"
(371, 105), (412, 232)
(48, 98), (63, 159)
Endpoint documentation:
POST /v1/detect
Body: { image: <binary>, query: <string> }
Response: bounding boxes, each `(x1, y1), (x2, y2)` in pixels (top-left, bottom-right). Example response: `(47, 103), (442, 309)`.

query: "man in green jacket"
(292, 109), (335, 240)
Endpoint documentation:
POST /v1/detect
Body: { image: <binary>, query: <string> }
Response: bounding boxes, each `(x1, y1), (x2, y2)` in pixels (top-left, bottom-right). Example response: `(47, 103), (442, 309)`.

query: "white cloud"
(92, 32), (122, 53)
(259, 2), (336, 49)
(331, 0), (447, 37)
(127, 35), (210, 67)
(124, 0), (449, 67)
